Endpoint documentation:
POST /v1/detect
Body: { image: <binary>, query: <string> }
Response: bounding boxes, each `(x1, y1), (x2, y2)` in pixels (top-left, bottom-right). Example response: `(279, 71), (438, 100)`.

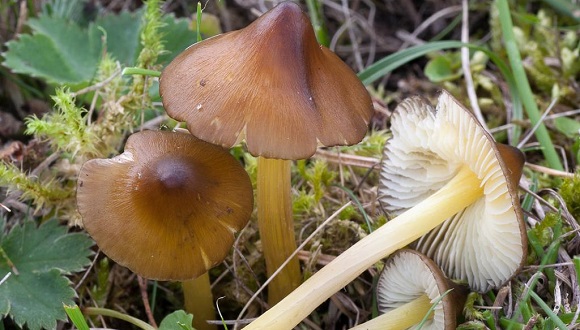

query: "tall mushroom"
(76, 129), (253, 330)
(244, 90), (526, 329)
(351, 249), (466, 330)
(159, 2), (373, 303)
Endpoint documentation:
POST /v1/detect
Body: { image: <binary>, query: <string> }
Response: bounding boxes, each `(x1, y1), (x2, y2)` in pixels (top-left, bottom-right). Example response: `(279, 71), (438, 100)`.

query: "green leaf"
(96, 11), (144, 66)
(0, 270), (76, 330)
(159, 310), (194, 330)
(0, 269), (75, 330)
(1, 220), (93, 274)
(554, 117), (580, 138)
(424, 53), (462, 82)
(157, 15), (199, 65)
(2, 9), (197, 85)
(0, 219), (94, 330)
(3, 16), (102, 85)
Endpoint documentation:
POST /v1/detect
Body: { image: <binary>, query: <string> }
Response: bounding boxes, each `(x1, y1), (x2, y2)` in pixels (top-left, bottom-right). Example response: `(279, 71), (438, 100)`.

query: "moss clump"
(560, 172), (580, 221)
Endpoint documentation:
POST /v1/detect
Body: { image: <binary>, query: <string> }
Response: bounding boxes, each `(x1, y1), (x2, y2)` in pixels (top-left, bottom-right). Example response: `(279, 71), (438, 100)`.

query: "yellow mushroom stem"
(257, 157), (302, 304)
(351, 294), (433, 330)
(246, 165), (483, 329)
(183, 273), (216, 330)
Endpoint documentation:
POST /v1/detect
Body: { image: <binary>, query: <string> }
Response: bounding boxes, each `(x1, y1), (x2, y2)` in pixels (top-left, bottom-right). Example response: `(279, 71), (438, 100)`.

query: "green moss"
(560, 172), (580, 221)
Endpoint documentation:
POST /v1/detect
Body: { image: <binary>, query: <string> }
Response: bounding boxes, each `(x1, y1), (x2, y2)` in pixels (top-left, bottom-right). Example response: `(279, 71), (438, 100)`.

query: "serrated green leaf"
(1, 220), (93, 274)
(2, 9), (198, 85)
(3, 16), (102, 85)
(0, 269), (75, 330)
(0, 219), (93, 330)
(159, 310), (194, 330)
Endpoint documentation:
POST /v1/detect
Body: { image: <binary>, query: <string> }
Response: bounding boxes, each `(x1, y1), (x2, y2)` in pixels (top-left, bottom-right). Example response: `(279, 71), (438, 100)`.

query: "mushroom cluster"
(160, 1), (374, 303)
(378, 91), (526, 292)
(245, 90), (526, 329)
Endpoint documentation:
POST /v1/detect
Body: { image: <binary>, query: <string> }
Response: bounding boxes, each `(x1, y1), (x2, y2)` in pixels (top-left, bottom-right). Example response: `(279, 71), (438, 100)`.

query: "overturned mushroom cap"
(77, 130), (253, 280)
(377, 249), (466, 330)
(379, 91), (526, 292)
(160, 2), (373, 160)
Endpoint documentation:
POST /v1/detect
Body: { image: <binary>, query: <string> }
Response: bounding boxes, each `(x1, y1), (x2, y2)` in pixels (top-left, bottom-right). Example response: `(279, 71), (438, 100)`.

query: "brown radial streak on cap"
(77, 130), (253, 280)
(160, 2), (373, 160)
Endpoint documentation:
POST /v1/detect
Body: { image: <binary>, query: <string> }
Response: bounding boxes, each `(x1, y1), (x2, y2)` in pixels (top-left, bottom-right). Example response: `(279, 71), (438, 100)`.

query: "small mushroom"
(76, 130), (253, 280)
(160, 1), (373, 303)
(245, 90), (525, 329)
(351, 249), (466, 330)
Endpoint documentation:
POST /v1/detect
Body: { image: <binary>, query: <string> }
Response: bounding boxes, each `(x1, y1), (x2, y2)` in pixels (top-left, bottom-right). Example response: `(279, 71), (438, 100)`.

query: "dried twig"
(137, 276), (158, 329)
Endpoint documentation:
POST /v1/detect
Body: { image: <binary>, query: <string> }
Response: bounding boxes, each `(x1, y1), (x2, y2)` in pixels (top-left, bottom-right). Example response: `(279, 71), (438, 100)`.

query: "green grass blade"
(306, 0), (329, 46)
(541, 0), (580, 22)
(529, 291), (568, 330)
(332, 184), (373, 233)
(495, 0), (564, 170)
(358, 40), (523, 143)
(63, 304), (90, 330)
(196, 2), (202, 42)
(416, 289), (453, 330)
(574, 256), (580, 286)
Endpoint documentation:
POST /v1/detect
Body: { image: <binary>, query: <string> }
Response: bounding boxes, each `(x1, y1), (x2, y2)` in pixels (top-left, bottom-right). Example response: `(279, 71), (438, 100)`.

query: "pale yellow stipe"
(183, 273), (217, 330)
(257, 157), (302, 304)
(246, 166), (483, 329)
(351, 294), (433, 330)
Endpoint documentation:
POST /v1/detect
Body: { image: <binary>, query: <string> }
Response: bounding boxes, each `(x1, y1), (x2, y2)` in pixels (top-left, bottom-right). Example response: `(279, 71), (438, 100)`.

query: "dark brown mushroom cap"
(378, 90), (527, 292)
(377, 249), (466, 330)
(76, 130), (253, 281)
(159, 2), (373, 160)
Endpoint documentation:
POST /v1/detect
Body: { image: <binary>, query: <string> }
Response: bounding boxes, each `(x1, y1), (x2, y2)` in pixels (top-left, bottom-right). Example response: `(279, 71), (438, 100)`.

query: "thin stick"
(0, 272), (11, 286)
(524, 163), (574, 178)
(461, 0), (488, 131)
(314, 149), (380, 169)
(517, 97), (558, 149)
(137, 276), (158, 328)
(72, 69), (122, 97)
(75, 250), (100, 290)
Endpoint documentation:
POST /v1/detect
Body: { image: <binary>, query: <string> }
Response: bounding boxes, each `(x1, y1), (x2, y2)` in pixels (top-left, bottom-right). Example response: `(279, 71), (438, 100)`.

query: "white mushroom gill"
(379, 91), (524, 292)
(377, 252), (444, 330)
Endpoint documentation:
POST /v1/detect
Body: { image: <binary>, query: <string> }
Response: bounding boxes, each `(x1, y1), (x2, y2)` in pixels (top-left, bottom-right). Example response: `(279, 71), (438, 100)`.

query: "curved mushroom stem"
(257, 157), (302, 304)
(183, 273), (217, 330)
(351, 294), (433, 330)
(245, 166), (482, 329)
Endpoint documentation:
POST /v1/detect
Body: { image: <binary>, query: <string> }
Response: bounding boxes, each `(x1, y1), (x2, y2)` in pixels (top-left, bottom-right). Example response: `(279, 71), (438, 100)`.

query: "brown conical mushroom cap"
(379, 90), (526, 292)
(77, 130), (253, 280)
(377, 249), (466, 330)
(159, 2), (373, 160)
